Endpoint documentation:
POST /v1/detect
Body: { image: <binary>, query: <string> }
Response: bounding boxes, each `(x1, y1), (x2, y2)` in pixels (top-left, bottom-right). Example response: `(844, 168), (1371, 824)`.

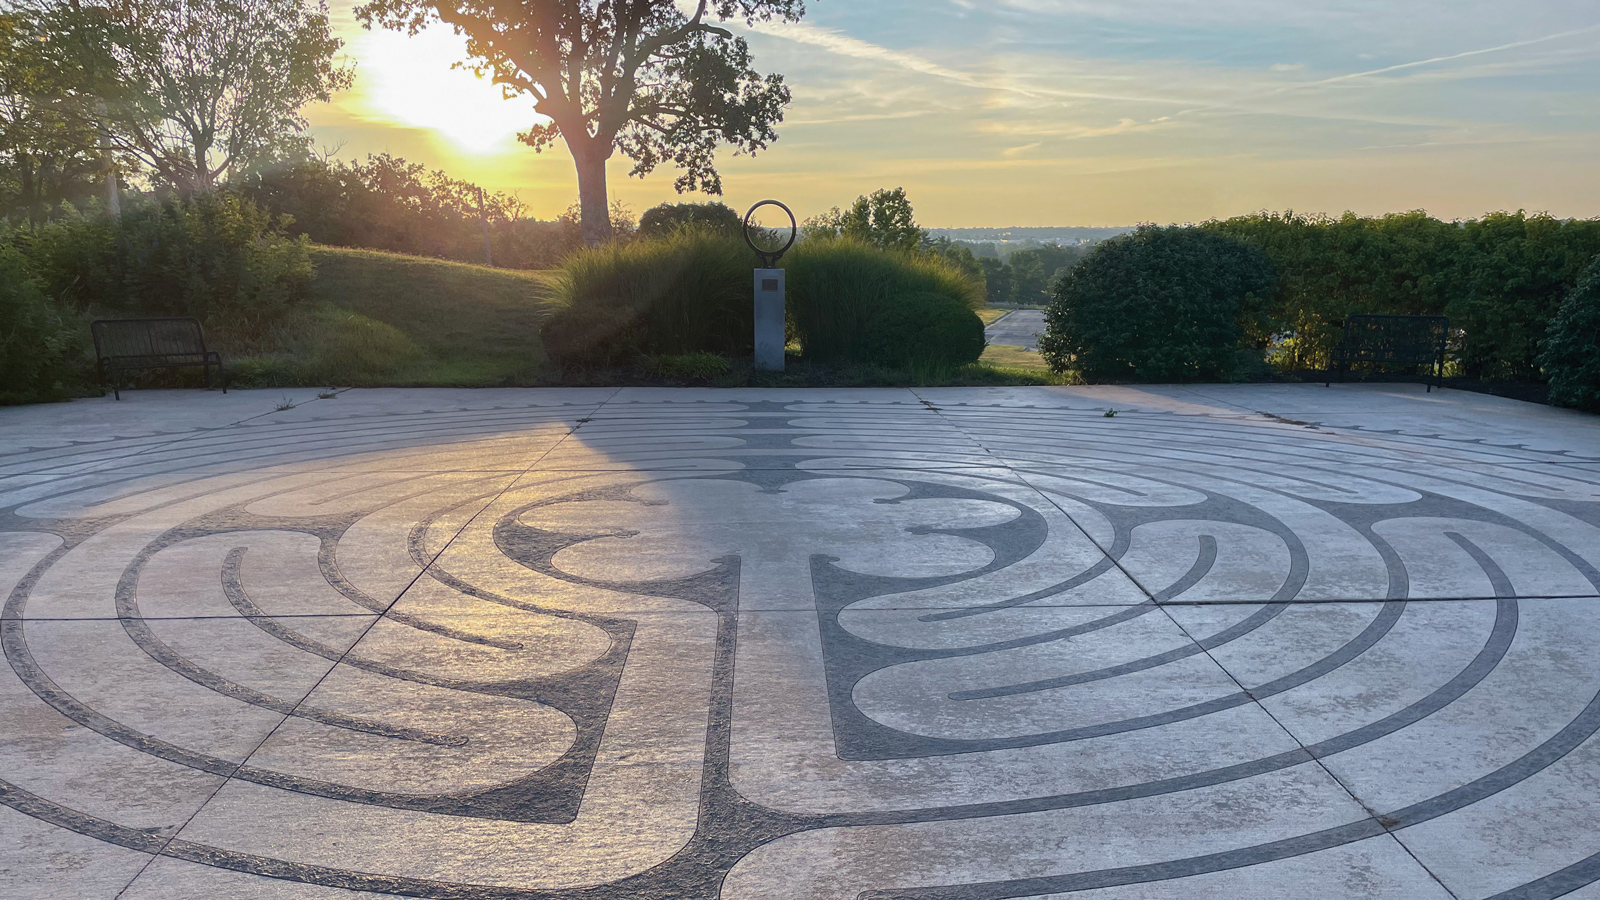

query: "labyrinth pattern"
(3, 391), (1600, 899)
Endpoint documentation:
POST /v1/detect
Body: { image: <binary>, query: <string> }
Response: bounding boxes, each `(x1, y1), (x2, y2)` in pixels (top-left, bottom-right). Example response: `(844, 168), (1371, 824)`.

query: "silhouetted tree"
(357, 0), (804, 246)
(804, 187), (927, 252)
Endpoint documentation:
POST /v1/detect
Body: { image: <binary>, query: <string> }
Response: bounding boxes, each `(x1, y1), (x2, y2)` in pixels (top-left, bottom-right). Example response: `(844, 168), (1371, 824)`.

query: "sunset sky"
(303, 1), (1600, 227)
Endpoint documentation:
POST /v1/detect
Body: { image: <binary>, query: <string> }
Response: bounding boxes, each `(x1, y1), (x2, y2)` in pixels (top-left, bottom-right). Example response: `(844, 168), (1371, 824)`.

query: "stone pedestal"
(754, 268), (786, 371)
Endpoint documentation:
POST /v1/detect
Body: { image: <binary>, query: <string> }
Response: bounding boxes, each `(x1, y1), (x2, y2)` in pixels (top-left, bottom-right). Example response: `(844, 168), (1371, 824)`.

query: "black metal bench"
(91, 317), (226, 400)
(1327, 314), (1449, 392)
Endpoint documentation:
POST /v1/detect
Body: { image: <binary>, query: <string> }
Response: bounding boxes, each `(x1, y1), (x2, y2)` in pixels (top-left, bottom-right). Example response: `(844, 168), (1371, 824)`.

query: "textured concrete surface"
(2, 384), (1598, 899)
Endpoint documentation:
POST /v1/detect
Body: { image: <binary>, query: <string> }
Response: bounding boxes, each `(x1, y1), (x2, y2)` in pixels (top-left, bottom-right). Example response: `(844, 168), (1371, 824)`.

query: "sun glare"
(353, 26), (546, 154)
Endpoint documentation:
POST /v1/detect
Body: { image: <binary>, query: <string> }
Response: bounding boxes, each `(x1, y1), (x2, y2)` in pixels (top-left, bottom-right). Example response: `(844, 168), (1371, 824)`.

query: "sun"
(351, 25), (547, 154)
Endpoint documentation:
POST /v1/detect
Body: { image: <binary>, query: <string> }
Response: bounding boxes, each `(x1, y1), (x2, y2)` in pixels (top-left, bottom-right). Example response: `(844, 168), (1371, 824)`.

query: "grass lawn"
(976, 307), (1010, 325)
(981, 342), (1052, 371)
(232, 247), (561, 387)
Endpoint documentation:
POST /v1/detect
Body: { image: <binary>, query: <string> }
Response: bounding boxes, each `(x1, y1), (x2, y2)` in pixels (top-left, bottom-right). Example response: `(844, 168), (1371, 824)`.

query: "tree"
(926, 235), (982, 283)
(638, 201), (741, 238)
(357, 0), (803, 247)
(1008, 250), (1046, 304)
(803, 187), (927, 252)
(96, 0), (352, 195)
(1039, 226), (1276, 382)
(978, 256), (1010, 305)
(0, 2), (122, 221)
(1539, 257), (1600, 412)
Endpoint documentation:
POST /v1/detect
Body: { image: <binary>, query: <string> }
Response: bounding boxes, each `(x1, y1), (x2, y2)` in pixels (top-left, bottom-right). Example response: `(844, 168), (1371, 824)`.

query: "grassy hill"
(232, 246), (561, 387)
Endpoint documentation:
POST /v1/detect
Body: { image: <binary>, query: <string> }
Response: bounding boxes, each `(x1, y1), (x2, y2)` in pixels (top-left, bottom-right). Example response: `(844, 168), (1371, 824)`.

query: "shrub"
(638, 202), (742, 239)
(1040, 226), (1275, 382)
(0, 245), (90, 404)
(20, 192), (313, 337)
(540, 229), (752, 367)
(785, 238), (985, 367)
(1539, 258), (1600, 412)
(648, 352), (733, 379)
(288, 305), (426, 386)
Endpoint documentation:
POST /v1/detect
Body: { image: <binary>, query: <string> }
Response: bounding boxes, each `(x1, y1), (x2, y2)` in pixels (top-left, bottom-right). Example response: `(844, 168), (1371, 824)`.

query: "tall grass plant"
(784, 238), (985, 366)
(543, 228), (753, 366)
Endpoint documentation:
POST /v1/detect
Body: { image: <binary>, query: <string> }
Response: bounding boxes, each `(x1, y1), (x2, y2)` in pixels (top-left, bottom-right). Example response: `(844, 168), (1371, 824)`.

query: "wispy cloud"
(1304, 21), (1600, 88)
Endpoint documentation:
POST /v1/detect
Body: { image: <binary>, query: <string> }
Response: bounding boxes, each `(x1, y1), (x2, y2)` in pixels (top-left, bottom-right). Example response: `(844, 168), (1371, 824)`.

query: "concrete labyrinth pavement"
(2, 385), (1599, 900)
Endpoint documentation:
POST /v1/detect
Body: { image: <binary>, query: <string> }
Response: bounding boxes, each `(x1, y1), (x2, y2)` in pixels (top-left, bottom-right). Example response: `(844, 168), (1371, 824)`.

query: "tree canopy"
(0, 1), (122, 220)
(357, 0), (805, 245)
(804, 187), (927, 252)
(100, 0), (352, 195)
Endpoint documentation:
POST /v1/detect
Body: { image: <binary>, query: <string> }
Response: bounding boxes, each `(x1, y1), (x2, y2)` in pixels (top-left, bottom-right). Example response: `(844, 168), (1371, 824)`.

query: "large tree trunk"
(572, 141), (613, 247)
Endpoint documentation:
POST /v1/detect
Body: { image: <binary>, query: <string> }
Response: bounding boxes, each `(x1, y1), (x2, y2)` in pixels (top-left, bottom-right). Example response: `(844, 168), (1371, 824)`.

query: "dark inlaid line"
(861, 683), (1600, 900)
(1485, 851), (1600, 900)
(113, 550), (465, 748)
(848, 594), (1519, 828)
(950, 536), (1226, 700)
(316, 517), (526, 651)
(918, 553), (1121, 623)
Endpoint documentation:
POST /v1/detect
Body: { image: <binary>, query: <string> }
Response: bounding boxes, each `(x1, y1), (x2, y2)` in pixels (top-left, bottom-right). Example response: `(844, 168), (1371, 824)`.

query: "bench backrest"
(91, 317), (209, 361)
(1338, 314), (1449, 362)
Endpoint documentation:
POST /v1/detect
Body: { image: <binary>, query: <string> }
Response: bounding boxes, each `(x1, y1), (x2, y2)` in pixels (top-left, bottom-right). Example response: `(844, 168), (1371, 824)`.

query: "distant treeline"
(929, 227), (1132, 245)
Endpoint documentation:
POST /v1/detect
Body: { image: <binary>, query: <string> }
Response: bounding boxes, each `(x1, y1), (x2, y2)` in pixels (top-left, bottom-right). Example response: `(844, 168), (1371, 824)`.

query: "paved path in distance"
(3, 384), (1599, 899)
(984, 308), (1047, 350)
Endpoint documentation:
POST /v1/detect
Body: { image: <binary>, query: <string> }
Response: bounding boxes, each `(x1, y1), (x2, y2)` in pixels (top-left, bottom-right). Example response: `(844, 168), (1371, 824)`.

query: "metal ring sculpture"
(743, 200), (797, 267)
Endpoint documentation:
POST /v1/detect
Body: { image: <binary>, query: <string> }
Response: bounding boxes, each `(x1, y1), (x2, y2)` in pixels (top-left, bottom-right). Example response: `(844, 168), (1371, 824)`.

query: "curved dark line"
(319, 514), (528, 651)
(1446, 532), (1516, 598)
(868, 601), (1407, 756)
(0, 778), (169, 854)
(865, 680), (1600, 900)
(950, 536), (1223, 700)
(1156, 534), (1219, 602)
(223, 552), (569, 696)
(1484, 850), (1600, 900)
(114, 549), (467, 748)
(2, 547), (588, 819)
(918, 555), (1122, 624)
(851, 596), (1519, 827)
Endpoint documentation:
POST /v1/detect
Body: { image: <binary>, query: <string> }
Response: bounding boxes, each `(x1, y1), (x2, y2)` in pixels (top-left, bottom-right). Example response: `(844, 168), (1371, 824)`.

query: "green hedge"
(784, 238), (985, 367)
(18, 192), (312, 337)
(1204, 211), (1600, 379)
(1040, 227), (1275, 382)
(0, 245), (90, 405)
(1539, 259), (1600, 412)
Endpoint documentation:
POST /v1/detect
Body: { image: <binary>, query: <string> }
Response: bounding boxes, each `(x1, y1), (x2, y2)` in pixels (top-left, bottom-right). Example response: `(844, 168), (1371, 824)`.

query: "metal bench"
(1326, 314), (1449, 392)
(91, 317), (226, 400)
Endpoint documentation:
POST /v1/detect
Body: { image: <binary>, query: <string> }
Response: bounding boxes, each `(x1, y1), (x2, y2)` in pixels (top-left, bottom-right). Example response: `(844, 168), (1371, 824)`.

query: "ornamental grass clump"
(784, 238), (985, 368)
(540, 228), (752, 367)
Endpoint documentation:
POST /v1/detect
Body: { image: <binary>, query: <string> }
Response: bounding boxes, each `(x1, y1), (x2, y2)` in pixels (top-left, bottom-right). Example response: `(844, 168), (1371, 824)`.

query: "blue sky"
(305, 0), (1600, 225)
